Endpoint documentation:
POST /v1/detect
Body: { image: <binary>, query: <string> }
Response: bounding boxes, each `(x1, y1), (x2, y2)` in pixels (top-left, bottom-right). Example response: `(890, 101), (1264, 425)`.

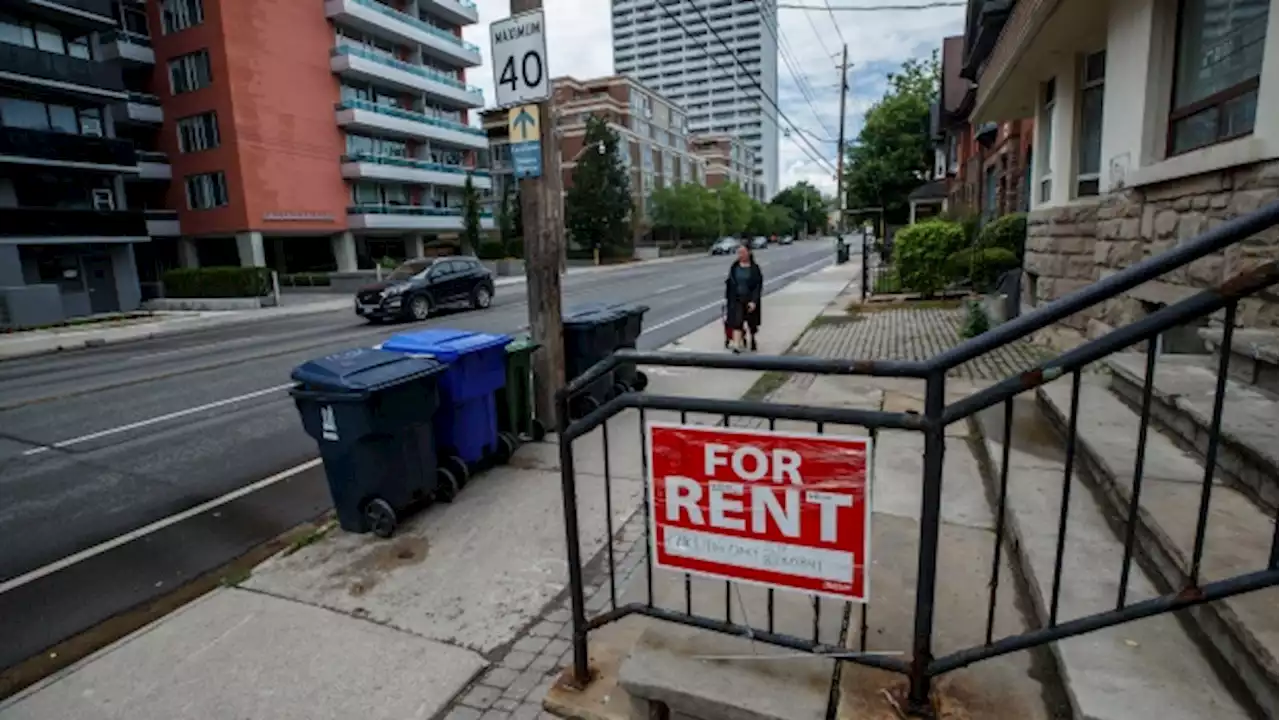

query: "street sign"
(491, 9), (549, 107)
(508, 104), (542, 178)
(647, 423), (872, 602)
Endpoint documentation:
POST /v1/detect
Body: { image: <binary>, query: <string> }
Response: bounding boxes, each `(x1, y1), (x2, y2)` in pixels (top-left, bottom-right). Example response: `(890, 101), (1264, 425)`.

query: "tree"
(461, 173), (481, 256)
(771, 182), (827, 235)
(843, 54), (939, 226)
(650, 183), (717, 243)
(566, 116), (632, 258)
(714, 183), (753, 237)
(497, 180), (514, 244)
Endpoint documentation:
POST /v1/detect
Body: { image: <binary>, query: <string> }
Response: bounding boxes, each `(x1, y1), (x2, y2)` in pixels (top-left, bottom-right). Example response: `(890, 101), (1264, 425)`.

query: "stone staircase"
(975, 336), (1278, 720)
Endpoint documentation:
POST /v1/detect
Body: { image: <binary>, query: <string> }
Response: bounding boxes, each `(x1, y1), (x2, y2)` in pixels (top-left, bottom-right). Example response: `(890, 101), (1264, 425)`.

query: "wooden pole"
(511, 0), (564, 429)
(835, 44), (848, 235)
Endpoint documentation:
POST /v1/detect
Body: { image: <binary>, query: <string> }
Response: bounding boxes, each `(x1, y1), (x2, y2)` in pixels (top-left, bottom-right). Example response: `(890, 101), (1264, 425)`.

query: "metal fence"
(555, 204), (1279, 716)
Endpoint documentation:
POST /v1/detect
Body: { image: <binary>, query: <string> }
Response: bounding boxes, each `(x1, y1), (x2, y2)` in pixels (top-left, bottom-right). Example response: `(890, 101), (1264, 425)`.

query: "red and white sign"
(647, 423), (872, 602)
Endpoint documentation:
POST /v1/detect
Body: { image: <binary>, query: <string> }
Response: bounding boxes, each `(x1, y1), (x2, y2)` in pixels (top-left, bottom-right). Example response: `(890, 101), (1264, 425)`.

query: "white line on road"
(21, 383), (295, 456)
(641, 256), (831, 336)
(653, 283), (689, 295)
(0, 458), (323, 595)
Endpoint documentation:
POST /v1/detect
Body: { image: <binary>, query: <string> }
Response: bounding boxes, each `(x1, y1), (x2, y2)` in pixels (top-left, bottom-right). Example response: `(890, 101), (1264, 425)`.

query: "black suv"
(354, 256), (496, 322)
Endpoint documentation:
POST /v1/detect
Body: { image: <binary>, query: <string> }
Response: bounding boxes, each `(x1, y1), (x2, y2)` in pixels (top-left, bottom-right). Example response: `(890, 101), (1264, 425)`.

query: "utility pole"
(835, 44), (849, 235)
(510, 0), (564, 428)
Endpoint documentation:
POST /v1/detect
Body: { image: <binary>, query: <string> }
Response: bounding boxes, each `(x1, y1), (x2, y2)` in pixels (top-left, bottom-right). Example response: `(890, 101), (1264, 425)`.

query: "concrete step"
(1037, 379), (1278, 720)
(1106, 353), (1278, 513)
(971, 395), (1253, 720)
(1199, 328), (1278, 396)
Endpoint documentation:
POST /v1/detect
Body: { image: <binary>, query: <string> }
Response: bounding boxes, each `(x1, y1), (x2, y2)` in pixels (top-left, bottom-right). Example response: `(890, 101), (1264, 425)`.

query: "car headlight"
(382, 284), (406, 298)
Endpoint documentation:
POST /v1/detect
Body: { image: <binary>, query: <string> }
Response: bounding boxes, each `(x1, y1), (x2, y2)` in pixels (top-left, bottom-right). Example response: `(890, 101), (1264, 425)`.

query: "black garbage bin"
(563, 305), (625, 418)
(290, 347), (447, 538)
(603, 301), (649, 392)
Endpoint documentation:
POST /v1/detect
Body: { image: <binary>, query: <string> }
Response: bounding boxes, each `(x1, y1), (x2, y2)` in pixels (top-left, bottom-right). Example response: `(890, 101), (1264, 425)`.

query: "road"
(0, 240), (834, 673)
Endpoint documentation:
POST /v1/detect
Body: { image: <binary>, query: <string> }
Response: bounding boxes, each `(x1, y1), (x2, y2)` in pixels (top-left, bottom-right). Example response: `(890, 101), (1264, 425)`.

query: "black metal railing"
(0, 126), (136, 167)
(0, 42), (124, 91)
(860, 236), (901, 299)
(556, 203), (1280, 716)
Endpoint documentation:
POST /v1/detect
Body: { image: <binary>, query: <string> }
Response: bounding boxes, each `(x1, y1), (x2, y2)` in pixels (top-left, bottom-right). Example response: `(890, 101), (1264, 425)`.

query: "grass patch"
(743, 370), (791, 401)
(218, 567), (252, 588)
(283, 518), (337, 556)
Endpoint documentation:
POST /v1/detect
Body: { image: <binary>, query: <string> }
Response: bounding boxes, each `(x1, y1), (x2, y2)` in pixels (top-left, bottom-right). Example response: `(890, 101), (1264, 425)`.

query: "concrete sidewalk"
(0, 261), (858, 720)
(0, 252), (714, 362)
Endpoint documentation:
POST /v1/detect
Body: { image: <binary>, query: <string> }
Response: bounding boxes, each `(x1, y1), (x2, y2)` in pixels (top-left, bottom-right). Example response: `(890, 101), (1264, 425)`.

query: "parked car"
(750, 236), (769, 249)
(355, 256), (495, 323)
(710, 237), (741, 255)
(779, 235), (794, 245)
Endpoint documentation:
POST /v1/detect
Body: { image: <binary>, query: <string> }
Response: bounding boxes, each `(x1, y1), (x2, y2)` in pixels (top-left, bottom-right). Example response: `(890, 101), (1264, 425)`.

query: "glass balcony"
(100, 30), (155, 65)
(341, 152), (491, 188)
(330, 45), (483, 107)
(342, 152), (489, 177)
(326, 0), (482, 67)
(346, 203), (495, 231)
(334, 99), (488, 149)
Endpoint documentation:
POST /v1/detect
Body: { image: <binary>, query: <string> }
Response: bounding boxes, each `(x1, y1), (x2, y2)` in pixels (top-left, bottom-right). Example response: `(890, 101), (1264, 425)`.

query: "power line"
(779, 2), (965, 9)
(662, 0), (838, 176)
(749, 0), (835, 141)
(801, 4), (834, 58)
(822, 0), (847, 45)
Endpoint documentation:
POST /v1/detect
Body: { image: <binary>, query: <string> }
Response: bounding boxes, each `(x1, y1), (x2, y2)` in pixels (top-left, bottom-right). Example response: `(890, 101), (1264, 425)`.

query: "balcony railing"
(342, 152), (489, 177)
(0, 207), (148, 237)
(101, 29), (153, 47)
(335, 99), (486, 137)
(349, 0), (482, 53)
(137, 150), (169, 162)
(26, 0), (114, 25)
(0, 126), (136, 167)
(348, 204), (494, 217)
(127, 91), (161, 104)
(331, 45), (483, 100)
(0, 42), (124, 92)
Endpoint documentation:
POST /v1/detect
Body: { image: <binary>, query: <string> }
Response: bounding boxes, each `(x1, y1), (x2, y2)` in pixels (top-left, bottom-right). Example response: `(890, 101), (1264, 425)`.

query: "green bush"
(476, 239), (506, 260)
(945, 246), (1020, 291)
(162, 267), (272, 298)
(278, 272), (331, 288)
(892, 220), (967, 296)
(960, 299), (991, 338)
(505, 236), (524, 259)
(978, 213), (1028, 259)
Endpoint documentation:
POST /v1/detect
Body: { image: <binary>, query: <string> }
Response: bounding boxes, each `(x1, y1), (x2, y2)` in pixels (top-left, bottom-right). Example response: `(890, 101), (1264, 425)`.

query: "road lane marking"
(20, 383), (295, 456)
(0, 457), (323, 595)
(641, 256), (831, 336)
(653, 283), (689, 294)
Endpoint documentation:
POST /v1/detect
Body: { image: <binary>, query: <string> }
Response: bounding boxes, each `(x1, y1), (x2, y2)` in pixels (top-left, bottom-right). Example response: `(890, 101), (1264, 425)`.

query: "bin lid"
(290, 347), (444, 395)
(382, 328), (511, 363)
(506, 334), (540, 353)
(564, 305), (625, 326)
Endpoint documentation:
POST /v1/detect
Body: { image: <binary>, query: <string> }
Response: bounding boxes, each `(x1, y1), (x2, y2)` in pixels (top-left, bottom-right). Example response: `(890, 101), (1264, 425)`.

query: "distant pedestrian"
(724, 244), (763, 353)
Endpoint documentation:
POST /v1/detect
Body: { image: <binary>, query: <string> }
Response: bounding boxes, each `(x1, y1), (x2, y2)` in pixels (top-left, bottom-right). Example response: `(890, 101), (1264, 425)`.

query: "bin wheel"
(497, 432), (519, 463)
(444, 455), (470, 487)
(529, 418), (547, 442)
(632, 371), (649, 392)
(436, 467), (460, 503)
(363, 498), (397, 538)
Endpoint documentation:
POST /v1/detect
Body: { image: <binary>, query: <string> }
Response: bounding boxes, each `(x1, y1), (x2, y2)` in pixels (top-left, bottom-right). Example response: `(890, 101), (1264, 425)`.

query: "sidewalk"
(0, 259), (859, 720)
(0, 253), (708, 362)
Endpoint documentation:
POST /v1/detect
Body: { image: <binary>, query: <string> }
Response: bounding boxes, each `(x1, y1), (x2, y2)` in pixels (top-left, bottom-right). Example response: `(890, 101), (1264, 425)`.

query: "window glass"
(1171, 0), (1269, 152)
(382, 184), (407, 204)
(0, 97), (49, 130)
(67, 36), (90, 59)
(353, 182), (380, 204)
(48, 104), (77, 133)
(33, 24), (62, 53)
(0, 16), (35, 48)
(346, 134), (374, 154)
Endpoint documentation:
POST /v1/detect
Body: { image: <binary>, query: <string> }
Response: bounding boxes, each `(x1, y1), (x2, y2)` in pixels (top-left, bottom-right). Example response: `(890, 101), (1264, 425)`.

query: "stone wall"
(1022, 159), (1278, 350)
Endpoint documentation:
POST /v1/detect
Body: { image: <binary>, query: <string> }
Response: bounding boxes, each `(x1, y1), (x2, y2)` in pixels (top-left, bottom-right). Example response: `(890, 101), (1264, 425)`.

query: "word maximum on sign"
(490, 9), (548, 108)
(647, 423), (872, 602)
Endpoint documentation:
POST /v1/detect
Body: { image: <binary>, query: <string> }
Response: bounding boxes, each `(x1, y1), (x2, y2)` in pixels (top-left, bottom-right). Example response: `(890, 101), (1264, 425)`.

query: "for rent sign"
(647, 423), (872, 602)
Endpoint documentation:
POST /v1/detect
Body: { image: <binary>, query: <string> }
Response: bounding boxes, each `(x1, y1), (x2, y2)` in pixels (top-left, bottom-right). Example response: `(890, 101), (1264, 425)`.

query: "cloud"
(462, 1), (963, 198)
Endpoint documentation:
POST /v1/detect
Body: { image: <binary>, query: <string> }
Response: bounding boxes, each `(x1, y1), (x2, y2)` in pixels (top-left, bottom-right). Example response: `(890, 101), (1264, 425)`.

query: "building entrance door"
(83, 254), (119, 314)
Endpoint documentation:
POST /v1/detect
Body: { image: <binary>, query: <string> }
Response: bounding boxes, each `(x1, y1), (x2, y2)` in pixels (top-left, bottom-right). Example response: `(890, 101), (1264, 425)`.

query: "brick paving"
(794, 306), (1047, 380)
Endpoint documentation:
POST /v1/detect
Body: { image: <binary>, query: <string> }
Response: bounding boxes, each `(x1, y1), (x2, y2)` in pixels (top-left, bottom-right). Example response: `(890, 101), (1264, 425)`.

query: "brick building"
(689, 132), (765, 202)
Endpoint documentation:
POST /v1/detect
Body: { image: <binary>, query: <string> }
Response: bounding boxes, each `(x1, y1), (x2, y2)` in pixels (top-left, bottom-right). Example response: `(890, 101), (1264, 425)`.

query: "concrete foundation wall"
(1022, 159), (1278, 350)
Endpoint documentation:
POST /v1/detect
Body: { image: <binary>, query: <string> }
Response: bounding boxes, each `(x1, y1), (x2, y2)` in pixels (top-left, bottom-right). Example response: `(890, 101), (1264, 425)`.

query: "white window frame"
(1074, 50), (1106, 198)
(161, 0), (205, 35)
(1037, 78), (1056, 205)
(185, 171), (228, 210)
(168, 50), (212, 95)
(176, 111), (219, 153)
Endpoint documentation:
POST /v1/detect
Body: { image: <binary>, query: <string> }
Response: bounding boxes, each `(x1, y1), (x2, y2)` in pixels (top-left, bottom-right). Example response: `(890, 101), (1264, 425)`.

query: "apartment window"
(185, 171), (228, 210)
(176, 111), (219, 153)
(161, 0), (205, 34)
(1037, 78), (1055, 204)
(1168, 0), (1270, 155)
(169, 50), (212, 94)
(1075, 50), (1105, 197)
(0, 97), (101, 136)
(0, 14), (90, 58)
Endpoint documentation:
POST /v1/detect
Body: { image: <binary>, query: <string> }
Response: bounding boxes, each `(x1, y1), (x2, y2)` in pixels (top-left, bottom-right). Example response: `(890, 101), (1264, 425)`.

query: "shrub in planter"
(892, 220), (966, 296)
(505, 236), (524, 259)
(162, 267), (272, 298)
(945, 246), (1020, 291)
(978, 213), (1028, 259)
(477, 239), (506, 260)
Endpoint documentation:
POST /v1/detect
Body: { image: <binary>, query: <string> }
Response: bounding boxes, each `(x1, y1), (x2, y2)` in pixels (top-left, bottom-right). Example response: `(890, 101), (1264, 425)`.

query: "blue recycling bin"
(290, 348), (446, 537)
(381, 329), (512, 475)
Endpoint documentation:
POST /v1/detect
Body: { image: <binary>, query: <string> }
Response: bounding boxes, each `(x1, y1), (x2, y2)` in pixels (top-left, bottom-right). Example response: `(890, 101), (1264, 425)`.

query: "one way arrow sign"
(507, 104), (542, 179)
(512, 107), (537, 141)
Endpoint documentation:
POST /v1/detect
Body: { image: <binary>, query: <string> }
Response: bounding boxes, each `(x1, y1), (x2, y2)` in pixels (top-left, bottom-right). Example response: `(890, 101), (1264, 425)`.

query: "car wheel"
(409, 294), (432, 321)
(471, 284), (492, 310)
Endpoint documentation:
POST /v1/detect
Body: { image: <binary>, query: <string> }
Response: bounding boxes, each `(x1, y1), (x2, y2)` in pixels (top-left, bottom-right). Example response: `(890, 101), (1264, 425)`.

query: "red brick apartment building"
(0, 0), (491, 318)
(690, 132), (766, 202)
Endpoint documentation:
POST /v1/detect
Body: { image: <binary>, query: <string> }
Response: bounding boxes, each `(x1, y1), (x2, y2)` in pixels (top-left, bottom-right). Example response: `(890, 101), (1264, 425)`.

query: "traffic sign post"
(491, 10), (549, 107)
(647, 423), (873, 602)
(508, 104), (542, 179)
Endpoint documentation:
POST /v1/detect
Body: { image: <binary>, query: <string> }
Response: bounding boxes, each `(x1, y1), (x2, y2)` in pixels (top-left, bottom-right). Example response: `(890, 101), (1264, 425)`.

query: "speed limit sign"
(490, 10), (549, 108)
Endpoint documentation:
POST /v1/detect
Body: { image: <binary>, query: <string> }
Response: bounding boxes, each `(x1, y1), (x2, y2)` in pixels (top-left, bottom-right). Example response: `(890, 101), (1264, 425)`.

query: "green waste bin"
(498, 335), (545, 442)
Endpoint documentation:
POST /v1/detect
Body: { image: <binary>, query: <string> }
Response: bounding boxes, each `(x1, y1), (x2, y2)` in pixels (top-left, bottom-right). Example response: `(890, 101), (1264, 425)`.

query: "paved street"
(0, 241), (834, 674)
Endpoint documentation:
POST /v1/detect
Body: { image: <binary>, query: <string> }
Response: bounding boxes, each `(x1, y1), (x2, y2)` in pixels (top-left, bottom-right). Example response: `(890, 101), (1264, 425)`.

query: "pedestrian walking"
(724, 244), (763, 353)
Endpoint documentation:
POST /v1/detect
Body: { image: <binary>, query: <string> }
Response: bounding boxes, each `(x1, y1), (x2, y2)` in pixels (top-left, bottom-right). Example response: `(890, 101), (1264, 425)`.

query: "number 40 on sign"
(490, 9), (549, 108)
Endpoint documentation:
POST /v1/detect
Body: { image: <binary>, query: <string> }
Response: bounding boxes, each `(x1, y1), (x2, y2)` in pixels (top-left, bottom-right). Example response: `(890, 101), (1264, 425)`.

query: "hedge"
(162, 267), (272, 298)
(476, 239), (506, 260)
(978, 213), (1028, 260)
(278, 272), (331, 287)
(945, 246), (1020, 291)
(892, 220), (967, 296)
(505, 236), (524, 259)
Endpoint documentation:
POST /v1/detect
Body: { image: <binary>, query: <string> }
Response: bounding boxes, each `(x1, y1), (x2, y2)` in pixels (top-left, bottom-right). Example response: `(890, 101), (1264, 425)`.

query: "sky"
(460, 1), (966, 198)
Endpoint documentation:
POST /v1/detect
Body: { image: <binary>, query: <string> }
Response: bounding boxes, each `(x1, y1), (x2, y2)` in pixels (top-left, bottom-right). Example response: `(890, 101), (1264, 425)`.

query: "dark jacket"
(724, 260), (763, 330)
